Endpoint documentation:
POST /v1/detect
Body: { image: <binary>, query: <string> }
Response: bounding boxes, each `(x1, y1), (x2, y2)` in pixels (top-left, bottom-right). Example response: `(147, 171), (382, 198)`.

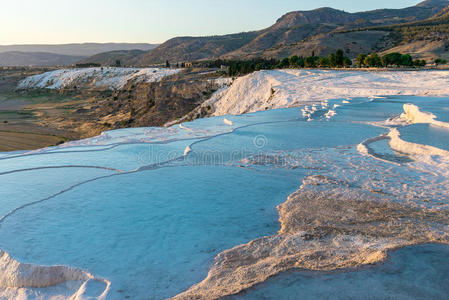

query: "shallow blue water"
(333, 97), (406, 123)
(0, 95), (448, 299)
(0, 166), (301, 299)
(399, 124), (449, 151)
(229, 244), (449, 300)
(0, 140), (193, 173)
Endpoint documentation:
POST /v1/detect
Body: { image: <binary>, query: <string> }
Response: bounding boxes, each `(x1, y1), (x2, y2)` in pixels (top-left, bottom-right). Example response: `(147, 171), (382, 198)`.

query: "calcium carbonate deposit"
(17, 67), (181, 90)
(0, 70), (448, 299)
(205, 69), (449, 116)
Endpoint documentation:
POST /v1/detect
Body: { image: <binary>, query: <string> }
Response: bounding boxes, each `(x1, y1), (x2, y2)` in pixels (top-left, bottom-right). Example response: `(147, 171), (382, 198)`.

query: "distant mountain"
(0, 43), (159, 57)
(342, 3), (449, 61)
(133, 0), (448, 64)
(224, 0), (449, 60)
(5, 1), (448, 67)
(416, 0), (449, 7)
(135, 32), (260, 65)
(77, 49), (146, 66)
(0, 51), (84, 67)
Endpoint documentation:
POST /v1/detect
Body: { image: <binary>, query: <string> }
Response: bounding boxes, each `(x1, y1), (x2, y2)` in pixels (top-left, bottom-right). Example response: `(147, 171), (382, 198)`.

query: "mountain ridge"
(10, 1), (449, 67)
(130, 0), (449, 64)
(0, 43), (159, 57)
(77, 50), (146, 66)
(0, 51), (85, 67)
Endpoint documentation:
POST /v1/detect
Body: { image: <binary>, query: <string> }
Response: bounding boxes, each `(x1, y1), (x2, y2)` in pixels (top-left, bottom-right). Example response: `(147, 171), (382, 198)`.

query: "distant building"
(184, 62), (193, 68)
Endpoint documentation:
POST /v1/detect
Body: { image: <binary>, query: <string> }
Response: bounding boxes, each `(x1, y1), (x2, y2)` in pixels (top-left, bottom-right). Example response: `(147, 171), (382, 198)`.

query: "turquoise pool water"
(0, 96), (447, 299)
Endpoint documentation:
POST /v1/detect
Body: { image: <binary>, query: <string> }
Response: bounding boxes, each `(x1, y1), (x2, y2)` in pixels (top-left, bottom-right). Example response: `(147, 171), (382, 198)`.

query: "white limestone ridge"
(204, 70), (449, 116)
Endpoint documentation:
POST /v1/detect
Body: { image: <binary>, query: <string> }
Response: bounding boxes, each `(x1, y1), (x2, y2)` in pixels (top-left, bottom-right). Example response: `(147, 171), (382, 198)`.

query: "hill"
(0, 43), (159, 57)
(333, 3), (449, 61)
(134, 0), (449, 64)
(0, 51), (84, 66)
(9, 1), (448, 67)
(76, 49), (146, 66)
(136, 32), (260, 65)
(224, 0), (449, 60)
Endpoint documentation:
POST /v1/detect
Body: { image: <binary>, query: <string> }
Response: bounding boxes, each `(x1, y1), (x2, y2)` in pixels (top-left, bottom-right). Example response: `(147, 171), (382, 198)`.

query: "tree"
(255, 62), (265, 71)
(335, 49), (345, 67)
(290, 55), (304, 68)
(413, 59), (426, 67)
(241, 62), (251, 74)
(326, 50), (350, 68)
(382, 53), (402, 67)
(289, 55), (301, 68)
(328, 53), (337, 67)
(319, 57), (330, 68)
(435, 58), (447, 65)
(381, 56), (388, 67)
(343, 57), (352, 68)
(364, 53), (382, 67)
(289, 56), (305, 68)
(115, 59), (121, 67)
(356, 54), (367, 68)
(305, 56), (319, 68)
(400, 54), (413, 67)
(166, 60), (170, 68)
(278, 57), (290, 68)
(228, 63), (235, 76)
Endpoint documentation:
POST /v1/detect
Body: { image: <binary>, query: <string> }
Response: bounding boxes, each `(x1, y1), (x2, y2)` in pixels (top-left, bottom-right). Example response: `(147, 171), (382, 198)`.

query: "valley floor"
(0, 68), (74, 151)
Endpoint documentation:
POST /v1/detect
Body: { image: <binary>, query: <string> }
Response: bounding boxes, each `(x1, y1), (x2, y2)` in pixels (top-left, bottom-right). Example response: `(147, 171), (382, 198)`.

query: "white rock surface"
(208, 70), (449, 116)
(17, 67), (181, 90)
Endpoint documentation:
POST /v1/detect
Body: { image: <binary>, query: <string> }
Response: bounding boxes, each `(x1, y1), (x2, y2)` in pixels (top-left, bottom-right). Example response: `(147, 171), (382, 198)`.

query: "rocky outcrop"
(23, 69), (224, 139)
(100, 70), (221, 127)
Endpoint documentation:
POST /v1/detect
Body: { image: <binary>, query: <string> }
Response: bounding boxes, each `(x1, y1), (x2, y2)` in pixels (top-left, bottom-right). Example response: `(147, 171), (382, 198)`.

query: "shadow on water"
(228, 244), (449, 300)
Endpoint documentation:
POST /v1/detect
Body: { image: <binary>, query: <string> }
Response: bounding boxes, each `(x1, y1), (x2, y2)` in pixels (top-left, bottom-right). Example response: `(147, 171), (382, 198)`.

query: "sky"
(0, 0), (423, 45)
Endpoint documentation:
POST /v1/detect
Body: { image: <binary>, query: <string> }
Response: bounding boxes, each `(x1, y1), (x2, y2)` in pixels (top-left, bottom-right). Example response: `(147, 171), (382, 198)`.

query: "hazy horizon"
(0, 0), (425, 45)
